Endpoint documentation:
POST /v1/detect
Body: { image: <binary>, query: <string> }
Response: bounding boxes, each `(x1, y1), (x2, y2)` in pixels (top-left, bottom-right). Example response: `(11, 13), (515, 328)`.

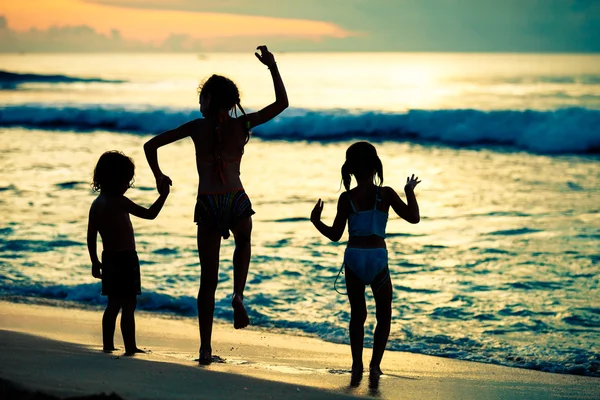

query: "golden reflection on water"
(1, 53), (599, 110)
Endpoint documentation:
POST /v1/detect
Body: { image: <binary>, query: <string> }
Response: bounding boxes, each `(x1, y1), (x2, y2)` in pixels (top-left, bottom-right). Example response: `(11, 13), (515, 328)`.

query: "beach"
(0, 300), (598, 399)
(0, 52), (599, 397)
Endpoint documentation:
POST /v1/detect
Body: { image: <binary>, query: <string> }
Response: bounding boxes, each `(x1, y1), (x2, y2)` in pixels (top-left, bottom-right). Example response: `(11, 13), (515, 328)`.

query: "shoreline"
(0, 300), (598, 399)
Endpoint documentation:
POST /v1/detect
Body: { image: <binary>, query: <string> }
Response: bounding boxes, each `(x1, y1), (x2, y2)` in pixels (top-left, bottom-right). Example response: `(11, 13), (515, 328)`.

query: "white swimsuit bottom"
(344, 247), (389, 285)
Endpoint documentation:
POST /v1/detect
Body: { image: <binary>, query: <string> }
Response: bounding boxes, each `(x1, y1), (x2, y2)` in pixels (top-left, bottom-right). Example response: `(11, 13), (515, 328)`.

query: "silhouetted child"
(144, 45), (288, 364)
(87, 150), (169, 355)
(310, 141), (420, 386)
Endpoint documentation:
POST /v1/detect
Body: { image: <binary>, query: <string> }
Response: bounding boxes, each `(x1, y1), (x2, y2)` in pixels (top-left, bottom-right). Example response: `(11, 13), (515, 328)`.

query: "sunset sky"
(0, 0), (598, 52)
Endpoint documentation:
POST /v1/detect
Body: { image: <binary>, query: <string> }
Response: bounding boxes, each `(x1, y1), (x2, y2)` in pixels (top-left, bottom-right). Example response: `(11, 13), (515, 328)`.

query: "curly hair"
(92, 150), (135, 194)
(341, 141), (384, 191)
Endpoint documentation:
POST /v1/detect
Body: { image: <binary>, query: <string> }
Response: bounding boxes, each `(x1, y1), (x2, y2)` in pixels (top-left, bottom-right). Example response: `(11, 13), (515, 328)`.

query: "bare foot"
(124, 348), (146, 356)
(370, 365), (383, 378)
(369, 365), (383, 390)
(232, 293), (249, 329)
(103, 346), (118, 353)
(350, 364), (363, 387)
(199, 348), (212, 365)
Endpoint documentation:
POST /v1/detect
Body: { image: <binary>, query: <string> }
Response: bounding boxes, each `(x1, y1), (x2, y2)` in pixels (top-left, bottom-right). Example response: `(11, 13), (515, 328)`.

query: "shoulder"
(381, 186), (398, 197)
(186, 118), (205, 131)
(338, 191), (350, 202)
(89, 196), (99, 213)
(337, 191), (351, 212)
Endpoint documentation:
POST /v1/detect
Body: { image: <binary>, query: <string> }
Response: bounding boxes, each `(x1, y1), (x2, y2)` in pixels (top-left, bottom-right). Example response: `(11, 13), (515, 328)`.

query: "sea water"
(0, 52), (598, 376)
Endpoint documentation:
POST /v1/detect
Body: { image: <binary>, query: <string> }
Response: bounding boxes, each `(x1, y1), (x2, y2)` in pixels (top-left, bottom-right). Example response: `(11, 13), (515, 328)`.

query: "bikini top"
(210, 118), (249, 183)
(347, 187), (388, 239)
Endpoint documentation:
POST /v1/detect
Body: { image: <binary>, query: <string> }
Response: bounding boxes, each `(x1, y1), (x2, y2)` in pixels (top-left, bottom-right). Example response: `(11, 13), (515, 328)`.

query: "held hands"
(156, 174), (172, 194)
(92, 262), (102, 279)
(255, 45), (276, 68)
(158, 178), (170, 196)
(405, 174), (421, 191)
(311, 199), (324, 224)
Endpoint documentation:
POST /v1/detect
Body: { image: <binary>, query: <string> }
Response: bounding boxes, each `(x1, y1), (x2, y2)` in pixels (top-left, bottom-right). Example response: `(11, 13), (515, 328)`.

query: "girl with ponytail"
(310, 141), (421, 386)
(144, 45), (288, 365)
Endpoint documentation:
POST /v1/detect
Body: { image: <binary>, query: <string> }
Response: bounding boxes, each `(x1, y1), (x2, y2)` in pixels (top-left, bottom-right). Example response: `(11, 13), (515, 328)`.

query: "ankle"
(352, 361), (364, 371)
(232, 292), (244, 302)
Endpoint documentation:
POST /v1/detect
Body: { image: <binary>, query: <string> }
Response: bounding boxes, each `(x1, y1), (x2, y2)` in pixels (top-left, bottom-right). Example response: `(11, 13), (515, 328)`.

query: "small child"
(310, 141), (420, 386)
(87, 150), (169, 355)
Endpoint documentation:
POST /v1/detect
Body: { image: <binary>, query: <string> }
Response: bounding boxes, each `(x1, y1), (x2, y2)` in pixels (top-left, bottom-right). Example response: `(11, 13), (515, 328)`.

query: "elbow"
(276, 97), (289, 110)
(328, 233), (343, 242)
(409, 215), (420, 224)
(143, 139), (157, 153)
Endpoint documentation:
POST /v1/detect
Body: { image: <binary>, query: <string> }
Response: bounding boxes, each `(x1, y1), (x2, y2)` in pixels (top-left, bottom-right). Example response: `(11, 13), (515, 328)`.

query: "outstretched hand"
(311, 199), (324, 223)
(255, 45), (276, 68)
(405, 174), (421, 191)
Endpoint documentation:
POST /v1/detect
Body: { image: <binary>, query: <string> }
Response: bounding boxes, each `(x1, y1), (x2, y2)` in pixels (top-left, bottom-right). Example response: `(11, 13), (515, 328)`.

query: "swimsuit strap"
(374, 186), (382, 210)
(334, 263), (347, 295)
(348, 193), (357, 213)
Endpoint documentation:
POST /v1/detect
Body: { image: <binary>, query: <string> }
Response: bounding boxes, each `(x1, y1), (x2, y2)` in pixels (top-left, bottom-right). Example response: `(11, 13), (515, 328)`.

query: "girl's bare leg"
(230, 217), (252, 329)
(197, 224), (222, 363)
(345, 266), (367, 385)
(370, 275), (393, 376)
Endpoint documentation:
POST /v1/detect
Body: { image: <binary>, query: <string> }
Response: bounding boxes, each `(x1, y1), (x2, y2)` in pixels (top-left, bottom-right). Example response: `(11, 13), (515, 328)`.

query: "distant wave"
(1, 104), (599, 154)
(0, 70), (125, 89)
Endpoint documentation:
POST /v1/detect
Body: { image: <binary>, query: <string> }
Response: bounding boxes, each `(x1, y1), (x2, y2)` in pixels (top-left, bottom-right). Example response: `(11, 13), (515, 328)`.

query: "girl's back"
(191, 117), (248, 194)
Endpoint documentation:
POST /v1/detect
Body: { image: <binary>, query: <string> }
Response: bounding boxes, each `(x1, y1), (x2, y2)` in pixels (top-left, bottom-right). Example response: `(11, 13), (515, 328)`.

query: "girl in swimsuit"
(310, 141), (420, 385)
(144, 45), (288, 365)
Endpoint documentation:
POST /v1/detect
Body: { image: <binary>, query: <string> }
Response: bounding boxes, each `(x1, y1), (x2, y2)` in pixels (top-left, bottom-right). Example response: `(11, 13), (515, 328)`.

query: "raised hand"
(311, 199), (324, 223)
(404, 174), (421, 191)
(255, 45), (276, 68)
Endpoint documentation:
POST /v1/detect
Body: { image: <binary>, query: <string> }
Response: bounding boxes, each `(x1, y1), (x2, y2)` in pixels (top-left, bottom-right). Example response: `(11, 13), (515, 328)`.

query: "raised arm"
(143, 119), (197, 188)
(388, 175), (421, 224)
(245, 45), (289, 128)
(87, 204), (102, 278)
(122, 182), (170, 220)
(310, 193), (350, 242)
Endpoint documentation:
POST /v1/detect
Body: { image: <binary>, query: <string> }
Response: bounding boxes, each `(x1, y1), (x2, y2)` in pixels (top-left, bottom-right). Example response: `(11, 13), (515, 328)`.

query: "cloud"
(85, 0), (600, 52)
(1, 0), (599, 52)
(0, 16), (355, 52)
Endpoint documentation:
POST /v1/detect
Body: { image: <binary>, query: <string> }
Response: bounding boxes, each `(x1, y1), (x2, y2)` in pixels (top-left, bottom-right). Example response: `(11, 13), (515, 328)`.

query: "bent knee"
(350, 310), (368, 325)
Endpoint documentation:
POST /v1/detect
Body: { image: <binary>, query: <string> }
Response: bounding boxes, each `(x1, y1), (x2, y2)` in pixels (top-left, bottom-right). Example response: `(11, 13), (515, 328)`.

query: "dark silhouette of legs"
(196, 224), (222, 364)
(121, 295), (143, 356)
(345, 266), (367, 386)
(370, 276), (392, 376)
(230, 217), (252, 329)
(102, 295), (121, 352)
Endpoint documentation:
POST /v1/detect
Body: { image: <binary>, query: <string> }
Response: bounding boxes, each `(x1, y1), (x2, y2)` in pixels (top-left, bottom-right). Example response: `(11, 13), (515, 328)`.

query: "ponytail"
(236, 101), (251, 144)
(375, 157), (384, 186)
(341, 162), (352, 191)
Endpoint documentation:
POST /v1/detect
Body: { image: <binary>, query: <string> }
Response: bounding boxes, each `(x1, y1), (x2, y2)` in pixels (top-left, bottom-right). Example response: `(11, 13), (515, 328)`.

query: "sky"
(0, 0), (598, 52)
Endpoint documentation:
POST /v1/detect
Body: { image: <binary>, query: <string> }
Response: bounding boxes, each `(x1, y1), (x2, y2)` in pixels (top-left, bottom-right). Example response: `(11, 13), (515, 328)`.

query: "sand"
(0, 300), (598, 399)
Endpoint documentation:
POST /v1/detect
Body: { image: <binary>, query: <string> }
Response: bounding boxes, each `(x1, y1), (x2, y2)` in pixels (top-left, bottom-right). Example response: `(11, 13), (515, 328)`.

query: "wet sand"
(0, 301), (597, 399)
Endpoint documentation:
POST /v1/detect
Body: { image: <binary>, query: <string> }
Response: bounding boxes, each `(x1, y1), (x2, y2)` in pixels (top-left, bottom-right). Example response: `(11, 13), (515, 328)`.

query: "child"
(143, 45), (288, 365)
(87, 150), (169, 355)
(310, 141), (420, 385)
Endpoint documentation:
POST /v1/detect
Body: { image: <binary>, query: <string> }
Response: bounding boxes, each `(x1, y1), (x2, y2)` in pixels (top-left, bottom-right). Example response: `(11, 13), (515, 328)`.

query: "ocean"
(0, 52), (598, 377)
